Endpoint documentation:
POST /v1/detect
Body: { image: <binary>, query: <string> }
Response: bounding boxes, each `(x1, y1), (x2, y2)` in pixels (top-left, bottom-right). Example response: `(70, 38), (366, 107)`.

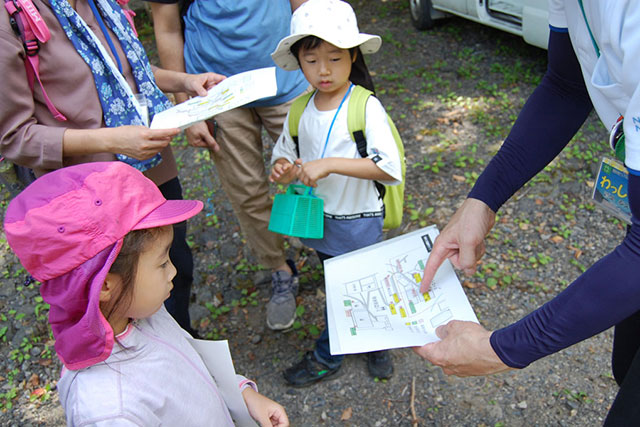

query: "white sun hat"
(271, 0), (382, 71)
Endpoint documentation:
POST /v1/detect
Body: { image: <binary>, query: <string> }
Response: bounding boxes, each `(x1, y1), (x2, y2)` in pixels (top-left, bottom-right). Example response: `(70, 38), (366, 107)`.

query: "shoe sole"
(266, 316), (296, 331)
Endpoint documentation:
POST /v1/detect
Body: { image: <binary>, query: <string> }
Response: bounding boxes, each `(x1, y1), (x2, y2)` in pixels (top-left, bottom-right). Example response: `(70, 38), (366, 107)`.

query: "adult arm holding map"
(415, 2), (640, 421)
(148, 1), (224, 151)
(149, 0), (305, 151)
(63, 69), (223, 160)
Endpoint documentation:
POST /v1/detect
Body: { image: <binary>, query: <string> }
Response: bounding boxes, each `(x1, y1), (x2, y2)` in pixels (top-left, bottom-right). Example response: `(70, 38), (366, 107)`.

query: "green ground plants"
(291, 305), (321, 340)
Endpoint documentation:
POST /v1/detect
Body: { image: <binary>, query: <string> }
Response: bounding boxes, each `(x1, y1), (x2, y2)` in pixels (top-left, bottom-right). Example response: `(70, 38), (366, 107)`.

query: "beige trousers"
(211, 94), (306, 269)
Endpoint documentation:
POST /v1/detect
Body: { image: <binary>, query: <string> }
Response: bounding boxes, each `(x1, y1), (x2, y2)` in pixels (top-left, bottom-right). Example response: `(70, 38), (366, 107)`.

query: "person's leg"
(211, 107), (286, 270)
(313, 307), (345, 367)
(367, 350), (394, 379)
(211, 107), (299, 329)
(158, 177), (196, 335)
(283, 251), (343, 387)
(311, 251), (393, 379)
(611, 310), (640, 385)
(311, 251), (344, 365)
(604, 318), (640, 427)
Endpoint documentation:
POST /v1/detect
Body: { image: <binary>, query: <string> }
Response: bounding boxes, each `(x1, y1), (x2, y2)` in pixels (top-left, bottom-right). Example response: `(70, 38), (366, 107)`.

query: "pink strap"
(15, 0), (50, 43)
(116, 0), (138, 36)
(121, 8), (137, 37)
(5, 0), (66, 121)
(24, 55), (66, 121)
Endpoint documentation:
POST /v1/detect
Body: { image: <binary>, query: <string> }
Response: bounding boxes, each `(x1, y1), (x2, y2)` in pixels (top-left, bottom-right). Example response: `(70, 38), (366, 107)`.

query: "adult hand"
(420, 198), (496, 293)
(298, 159), (331, 187)
(413, 320), (510, 377)
(105, 125), (179, 160)
(242, 388), (289, 427)
(184, 121), (220, 152)
(182, 72), (226, 98)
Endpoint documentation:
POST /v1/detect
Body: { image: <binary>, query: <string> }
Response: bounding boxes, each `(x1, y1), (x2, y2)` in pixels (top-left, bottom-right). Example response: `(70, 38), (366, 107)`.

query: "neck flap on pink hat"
(3, 161), (204, 369)
(42, 240), (122, 370)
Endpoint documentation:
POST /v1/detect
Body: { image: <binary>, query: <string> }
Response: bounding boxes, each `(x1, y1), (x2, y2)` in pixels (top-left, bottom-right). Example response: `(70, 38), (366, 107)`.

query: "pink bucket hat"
(271, 0), (382, 71)
(3, 162), (203, 369)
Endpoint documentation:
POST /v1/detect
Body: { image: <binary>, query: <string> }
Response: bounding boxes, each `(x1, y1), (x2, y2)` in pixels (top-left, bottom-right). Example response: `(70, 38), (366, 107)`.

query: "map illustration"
(325, 226), (478, 355)
(150, 67), (277, 130)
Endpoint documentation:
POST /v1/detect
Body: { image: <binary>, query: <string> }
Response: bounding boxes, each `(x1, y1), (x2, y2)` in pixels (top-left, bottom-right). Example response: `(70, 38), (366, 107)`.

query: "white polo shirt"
(548, 0), (640, 173)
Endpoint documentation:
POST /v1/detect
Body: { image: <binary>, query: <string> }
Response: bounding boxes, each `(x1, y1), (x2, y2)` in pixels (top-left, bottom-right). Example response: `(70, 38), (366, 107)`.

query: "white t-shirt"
(273, 86), (403, 217)
(548, 0), (640, 172)
(57, 307), (254, 426)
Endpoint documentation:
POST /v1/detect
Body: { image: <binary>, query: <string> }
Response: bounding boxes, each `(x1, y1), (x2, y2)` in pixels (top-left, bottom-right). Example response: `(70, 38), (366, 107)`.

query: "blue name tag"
(592, 157), (632, 224)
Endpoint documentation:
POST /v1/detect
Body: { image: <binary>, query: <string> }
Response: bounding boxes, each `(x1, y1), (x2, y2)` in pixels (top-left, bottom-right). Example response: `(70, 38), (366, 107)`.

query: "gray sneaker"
(266, 260), (299, 330)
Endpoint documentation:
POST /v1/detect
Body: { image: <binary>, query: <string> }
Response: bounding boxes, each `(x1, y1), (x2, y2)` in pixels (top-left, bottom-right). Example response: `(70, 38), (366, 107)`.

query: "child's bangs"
(291, 35), (324, 56)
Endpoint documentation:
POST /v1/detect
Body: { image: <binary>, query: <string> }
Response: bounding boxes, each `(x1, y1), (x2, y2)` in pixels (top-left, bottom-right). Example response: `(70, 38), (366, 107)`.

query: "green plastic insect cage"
(269, 185), (324, 239)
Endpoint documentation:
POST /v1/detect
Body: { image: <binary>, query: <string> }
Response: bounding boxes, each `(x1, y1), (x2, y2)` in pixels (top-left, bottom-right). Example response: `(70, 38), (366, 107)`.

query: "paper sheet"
(188, 339), (258, 427)
(150, 67), (277, 130)
(325, 225), (478, 355)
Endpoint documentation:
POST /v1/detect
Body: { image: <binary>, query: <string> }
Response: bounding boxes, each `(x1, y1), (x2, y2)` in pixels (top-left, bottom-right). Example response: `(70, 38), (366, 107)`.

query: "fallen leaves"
(28, 373), (39, 387)
(341, 407), (352, 421)
(550, 235), (564, 244)
(568, 246), (583, 259)
(463, 281), (478, 289)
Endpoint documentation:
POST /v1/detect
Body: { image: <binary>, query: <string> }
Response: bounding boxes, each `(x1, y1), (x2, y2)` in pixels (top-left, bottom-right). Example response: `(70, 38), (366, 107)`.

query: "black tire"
(409, 0), (435, 30)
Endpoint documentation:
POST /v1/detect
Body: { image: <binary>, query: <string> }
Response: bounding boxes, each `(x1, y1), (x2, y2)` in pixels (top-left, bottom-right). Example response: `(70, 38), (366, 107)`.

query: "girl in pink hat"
(4, 162), (288, 426)
(269, 0), (403, 387)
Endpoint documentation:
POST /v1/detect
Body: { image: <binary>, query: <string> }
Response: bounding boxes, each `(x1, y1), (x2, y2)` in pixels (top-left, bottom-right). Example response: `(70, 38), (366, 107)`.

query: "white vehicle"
(409, 0), (549, 49)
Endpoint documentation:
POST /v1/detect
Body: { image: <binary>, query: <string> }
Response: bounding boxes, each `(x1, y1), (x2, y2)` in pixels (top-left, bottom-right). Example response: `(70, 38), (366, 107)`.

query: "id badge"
(592, 157), (632, 224)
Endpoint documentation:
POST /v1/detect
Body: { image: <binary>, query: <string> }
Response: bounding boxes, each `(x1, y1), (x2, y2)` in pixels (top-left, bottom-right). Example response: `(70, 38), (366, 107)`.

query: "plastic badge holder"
(269, 185), (324, 239)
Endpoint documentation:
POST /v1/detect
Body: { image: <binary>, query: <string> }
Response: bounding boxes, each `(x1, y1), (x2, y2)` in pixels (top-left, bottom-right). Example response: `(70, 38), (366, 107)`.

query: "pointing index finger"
(420, 240), (451, 293)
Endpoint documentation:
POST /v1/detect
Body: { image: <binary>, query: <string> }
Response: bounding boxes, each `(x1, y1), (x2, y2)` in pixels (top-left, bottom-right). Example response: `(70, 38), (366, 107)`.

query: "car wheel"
(409, 0), (434, 30)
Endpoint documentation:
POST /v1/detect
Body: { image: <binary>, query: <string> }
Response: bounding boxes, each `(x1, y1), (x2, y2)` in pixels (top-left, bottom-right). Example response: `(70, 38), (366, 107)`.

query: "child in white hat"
(270, 0), (403, 387)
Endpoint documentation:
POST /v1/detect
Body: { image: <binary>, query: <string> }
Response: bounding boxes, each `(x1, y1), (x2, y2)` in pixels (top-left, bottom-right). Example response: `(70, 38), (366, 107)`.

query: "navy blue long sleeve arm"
(476, 31), (640, 368)
(468, 30), (593, 212)
(492, 175), (640, 368)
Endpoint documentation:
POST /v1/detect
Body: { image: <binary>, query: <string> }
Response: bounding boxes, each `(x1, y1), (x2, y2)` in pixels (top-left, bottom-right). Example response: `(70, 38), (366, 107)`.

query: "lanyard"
(87, 0), (124, 74)
(577, 0), (600, 57)
(320, 83), (353, 159)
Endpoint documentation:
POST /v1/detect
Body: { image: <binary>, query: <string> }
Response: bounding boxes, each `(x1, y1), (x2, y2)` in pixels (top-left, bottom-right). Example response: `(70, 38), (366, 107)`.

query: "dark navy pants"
(158, 177), (196, 335)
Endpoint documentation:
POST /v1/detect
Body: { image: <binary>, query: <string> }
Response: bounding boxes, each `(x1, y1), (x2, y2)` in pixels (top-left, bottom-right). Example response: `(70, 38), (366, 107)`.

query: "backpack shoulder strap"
(5, 0), (66, 121)
(347, 85), (372, 159)
(288, 90), (314, 158)
(347, 85), (386, 200)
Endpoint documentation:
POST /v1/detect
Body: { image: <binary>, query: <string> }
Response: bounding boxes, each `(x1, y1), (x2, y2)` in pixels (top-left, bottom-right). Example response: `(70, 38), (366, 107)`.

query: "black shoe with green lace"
(367, 350), (394, 379)
(283, 351), (341, 387)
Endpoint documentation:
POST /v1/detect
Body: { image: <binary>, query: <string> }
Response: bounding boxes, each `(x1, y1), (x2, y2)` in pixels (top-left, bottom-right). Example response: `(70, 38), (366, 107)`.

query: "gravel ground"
(0, 1), (624, 425)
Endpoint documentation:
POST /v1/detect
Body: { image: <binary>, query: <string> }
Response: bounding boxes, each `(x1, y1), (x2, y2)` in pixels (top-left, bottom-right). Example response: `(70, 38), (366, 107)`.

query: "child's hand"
(269, 159), (301, 184)
(298, 159), (332, 187)
(242, 388), (289, 427)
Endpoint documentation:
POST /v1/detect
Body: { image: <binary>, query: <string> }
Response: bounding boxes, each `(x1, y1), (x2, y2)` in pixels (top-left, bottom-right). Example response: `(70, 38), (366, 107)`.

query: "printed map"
(325, 226), (478, 355)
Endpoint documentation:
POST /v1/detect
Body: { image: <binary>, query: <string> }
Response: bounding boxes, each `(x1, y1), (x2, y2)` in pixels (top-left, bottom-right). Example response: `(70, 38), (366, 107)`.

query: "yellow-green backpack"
(288, 85), (406, 229)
